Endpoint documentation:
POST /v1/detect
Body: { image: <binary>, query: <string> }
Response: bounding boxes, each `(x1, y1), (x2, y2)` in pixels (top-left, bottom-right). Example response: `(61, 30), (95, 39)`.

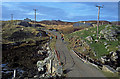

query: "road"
(53, 32), (106, 77)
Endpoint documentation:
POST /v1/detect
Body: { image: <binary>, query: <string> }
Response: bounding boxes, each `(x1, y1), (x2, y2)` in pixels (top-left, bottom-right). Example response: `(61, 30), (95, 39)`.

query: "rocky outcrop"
(100, 50), (120, 70)
(100, 25), (118, 41)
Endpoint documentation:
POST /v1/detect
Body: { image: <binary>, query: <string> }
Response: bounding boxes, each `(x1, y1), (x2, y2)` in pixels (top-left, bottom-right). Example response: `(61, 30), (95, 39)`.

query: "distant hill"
(37, 20), (76, 25)
(79, 20), (111, 25)
(37, 20), (112, 26)
(111, 21), (120, 25)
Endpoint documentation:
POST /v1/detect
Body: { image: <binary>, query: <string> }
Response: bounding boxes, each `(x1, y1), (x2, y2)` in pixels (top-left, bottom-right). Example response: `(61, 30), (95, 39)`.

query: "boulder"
(116, 67), (120, 72)
(85, 36), (93, 41)
(38, 50), (43, 55)
(37, 61), (45, 72)
(104, 34), (109, 40)
(101, 57), (106, 63)
(112, 52), (117, 57)
(109, 51), (114, 55)
(110, 52), (118, 61)
(95, 39), (99, 42)
(104, 42), (107, 46)
(105, 45), (110, 49)
(92, 34), (95, 36)
(111, 56), (118, 61)
(117, 45), (120, 51)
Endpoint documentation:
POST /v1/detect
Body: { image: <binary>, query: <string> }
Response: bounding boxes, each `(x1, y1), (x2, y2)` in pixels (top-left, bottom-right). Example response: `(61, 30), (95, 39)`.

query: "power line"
(96, 5), (104, 39)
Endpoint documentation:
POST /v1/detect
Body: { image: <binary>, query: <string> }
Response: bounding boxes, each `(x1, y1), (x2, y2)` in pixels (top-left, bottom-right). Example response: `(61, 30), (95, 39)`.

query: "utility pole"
(33, 9), (37, 27)
(11, 14), (14, 25)
(96, 5), (103, 39)
(11, 14), (13, 20)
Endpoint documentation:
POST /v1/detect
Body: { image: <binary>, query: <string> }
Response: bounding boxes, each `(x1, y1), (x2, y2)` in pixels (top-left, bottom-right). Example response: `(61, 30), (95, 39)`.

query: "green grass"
(65, 24), (120, 58)
(49, 38), (56, 51)
(101, 71), (120, 79)
(90, 41), (108, 58)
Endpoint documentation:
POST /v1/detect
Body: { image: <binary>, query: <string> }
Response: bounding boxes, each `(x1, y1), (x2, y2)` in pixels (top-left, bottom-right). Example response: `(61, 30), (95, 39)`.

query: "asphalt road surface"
(54, 32), (106, 77)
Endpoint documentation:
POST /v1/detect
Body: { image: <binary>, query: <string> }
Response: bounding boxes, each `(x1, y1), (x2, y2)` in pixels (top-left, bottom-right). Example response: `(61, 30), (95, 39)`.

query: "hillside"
(2, 20), (50, 78)
(34, 20), (113, 34)
(65, 24), (120, 69)
(2, 20), (48, 44)
(37, 20), (76, 25)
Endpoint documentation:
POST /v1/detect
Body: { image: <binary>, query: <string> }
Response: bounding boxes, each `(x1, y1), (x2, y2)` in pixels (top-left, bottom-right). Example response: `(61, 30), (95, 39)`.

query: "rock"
(93, 51), (96, 56)
(100, 25), (118, 41)
(90, 42), (92, 44)
(111, 56), (118, 61)
(105, 45), (110, 49)
(93, 31), (96, 33)
(38, 50), (47, 55)
(109, 51), (114, 55)
(38, 50), (43, 55)
(86, 28), (89, 30)
(95, 39), (98, 42)
(112, 52), (117, 57)
(100, 30), (105, 34)
(104, 42), (107, 46)
(21, 28), (24, 31)
(110, 52), (118, 61)
(98, 35), (101, 39)
(83, 48), (86, 52)
(85, 36), (93, 41)
(92, 34), (95, 36)
(78, 42), (82, 46)
(101, 57), (105, 63)
(34, 75), (39, 78)
(116, 67), (120, 72)
(104, 34), (109, 40)
(46, 47), (50, 50)
(107, 49), (110, 51)
(37, 61), (45, 72)
(47, 51), (51, 54)
(102, 65), (118, 73)
(116, 39), (118, 41)
(117, 45), (120, 51)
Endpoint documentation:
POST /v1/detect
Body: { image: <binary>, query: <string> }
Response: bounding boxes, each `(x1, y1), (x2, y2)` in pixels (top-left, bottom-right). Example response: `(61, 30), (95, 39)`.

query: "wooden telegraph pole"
(11, 14), (13, 21)
(96, 5), (103, 39)
(33, 9), (37, 27)
(11, 14), (13, 24)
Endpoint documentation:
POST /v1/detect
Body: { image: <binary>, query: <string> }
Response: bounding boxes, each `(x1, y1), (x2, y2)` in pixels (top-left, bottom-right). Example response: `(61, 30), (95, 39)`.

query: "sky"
(1, 2), (118, 22)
